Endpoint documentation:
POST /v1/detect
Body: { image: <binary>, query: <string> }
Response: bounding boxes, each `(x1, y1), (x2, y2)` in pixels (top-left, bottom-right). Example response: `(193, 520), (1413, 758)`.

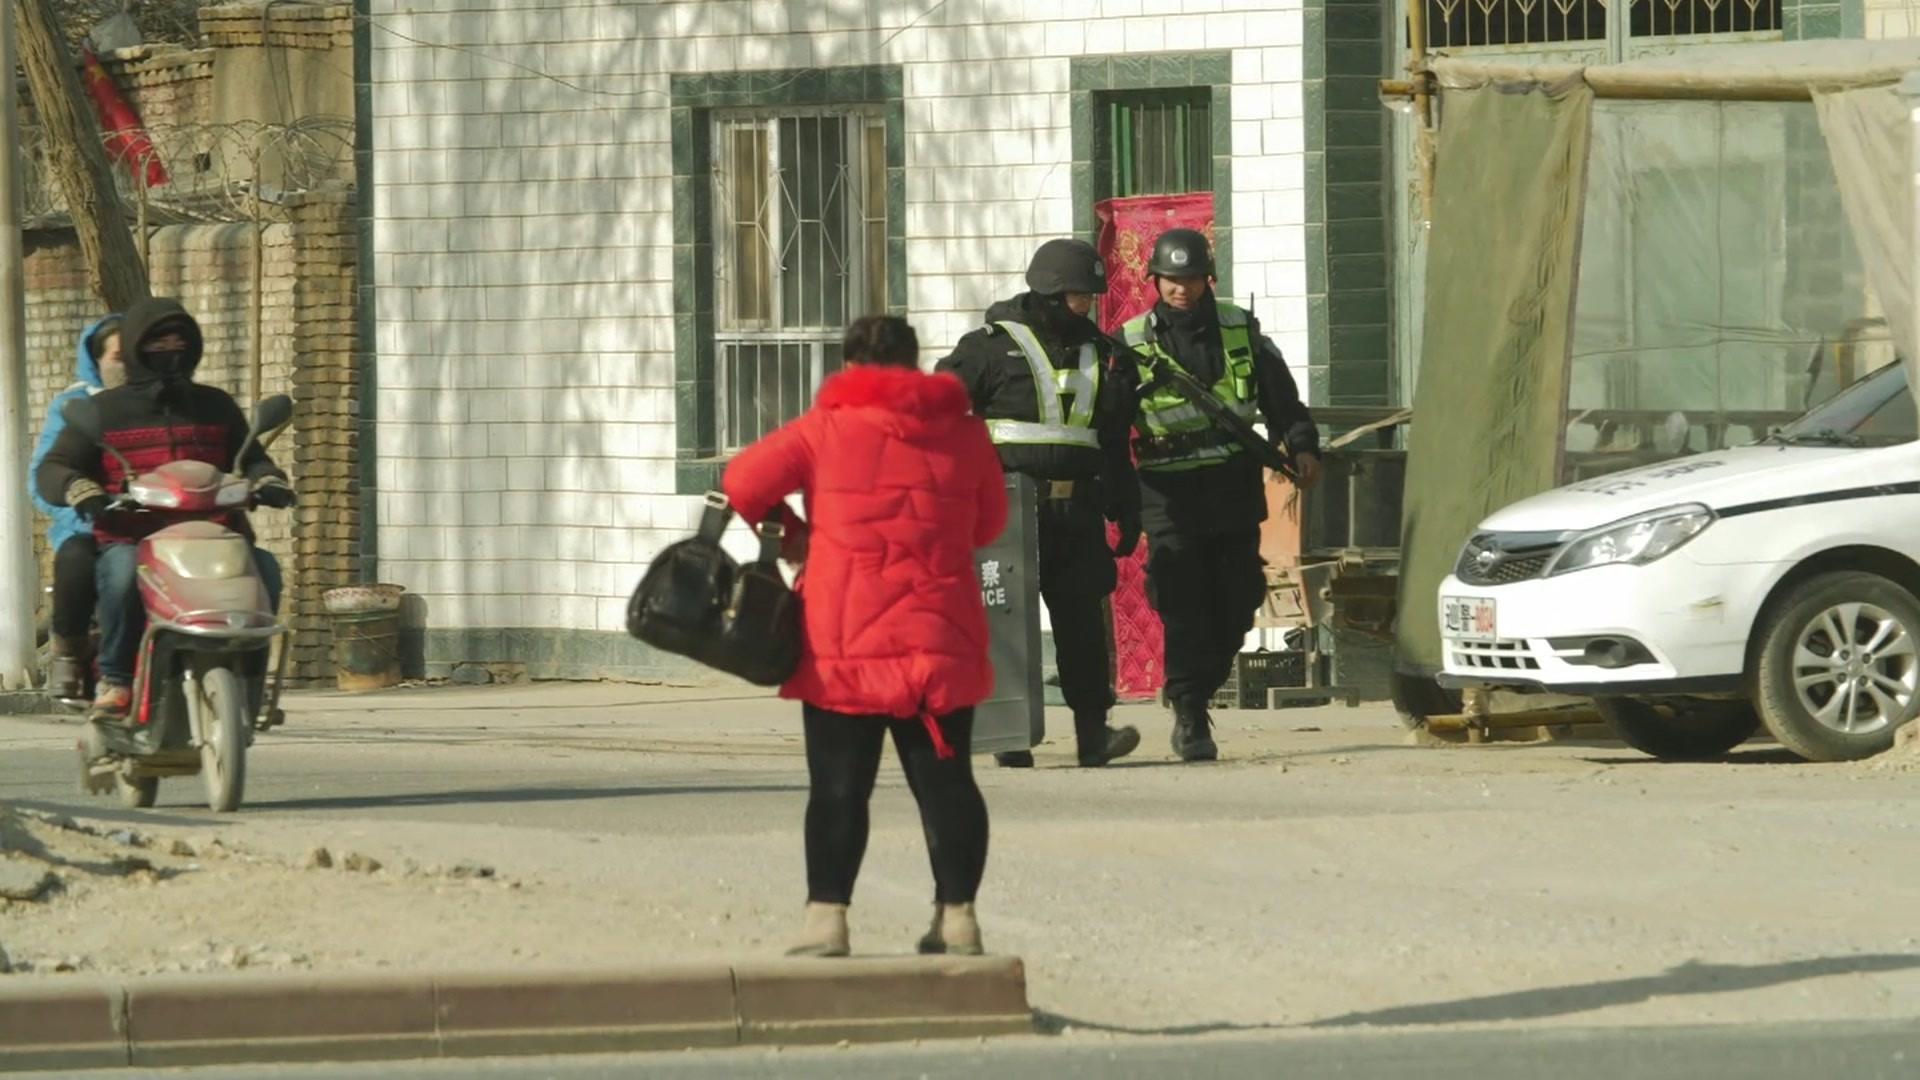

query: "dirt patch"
(0, 805), (527, 978)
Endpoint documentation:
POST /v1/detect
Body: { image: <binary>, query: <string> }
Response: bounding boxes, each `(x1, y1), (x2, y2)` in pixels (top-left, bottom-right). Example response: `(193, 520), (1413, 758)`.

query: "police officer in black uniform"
(1120, 228), (1320, 762)
(938, 239), (1144, 768)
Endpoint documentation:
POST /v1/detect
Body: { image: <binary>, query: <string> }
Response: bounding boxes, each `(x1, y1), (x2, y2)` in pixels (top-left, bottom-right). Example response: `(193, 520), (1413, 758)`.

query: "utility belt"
(1135, 427), (1238, 465)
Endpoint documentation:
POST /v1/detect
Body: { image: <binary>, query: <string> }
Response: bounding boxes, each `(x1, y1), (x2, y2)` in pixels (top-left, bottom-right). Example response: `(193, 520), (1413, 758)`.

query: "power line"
(363, 0), (952, 105)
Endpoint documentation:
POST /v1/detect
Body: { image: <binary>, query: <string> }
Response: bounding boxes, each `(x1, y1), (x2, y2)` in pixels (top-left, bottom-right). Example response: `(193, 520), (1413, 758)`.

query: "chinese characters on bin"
(979, 559), (1009, 610)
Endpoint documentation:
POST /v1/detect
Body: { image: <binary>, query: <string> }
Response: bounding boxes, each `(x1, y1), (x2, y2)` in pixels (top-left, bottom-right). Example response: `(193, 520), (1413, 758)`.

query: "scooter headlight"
(1547, 504), (1714, 576)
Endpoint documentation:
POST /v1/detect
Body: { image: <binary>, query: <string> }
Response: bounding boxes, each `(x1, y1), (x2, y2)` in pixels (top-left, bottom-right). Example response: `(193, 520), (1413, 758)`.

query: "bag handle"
(697, 491), (733, 543)
(755, 520), (785, 565)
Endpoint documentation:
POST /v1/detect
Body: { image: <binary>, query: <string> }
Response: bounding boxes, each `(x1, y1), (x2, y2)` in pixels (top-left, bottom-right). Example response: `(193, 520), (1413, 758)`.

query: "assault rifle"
(1094, 326), (1299, 483)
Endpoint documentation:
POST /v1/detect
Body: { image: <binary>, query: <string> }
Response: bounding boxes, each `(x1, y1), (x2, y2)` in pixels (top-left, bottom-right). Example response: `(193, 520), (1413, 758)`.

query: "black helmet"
(1025, 238), (1108, 296)
(1148, 228), (1213, 278)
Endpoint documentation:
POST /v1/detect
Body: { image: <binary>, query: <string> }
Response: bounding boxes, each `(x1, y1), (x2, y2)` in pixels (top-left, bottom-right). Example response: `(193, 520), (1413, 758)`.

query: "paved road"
(18, 1021), (1920, 1079)
(6, 682), (1920, 1037)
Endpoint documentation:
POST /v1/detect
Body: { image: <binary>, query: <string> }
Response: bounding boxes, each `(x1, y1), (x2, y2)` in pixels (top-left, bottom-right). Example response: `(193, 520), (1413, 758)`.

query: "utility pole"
(1, 15), (41, 690)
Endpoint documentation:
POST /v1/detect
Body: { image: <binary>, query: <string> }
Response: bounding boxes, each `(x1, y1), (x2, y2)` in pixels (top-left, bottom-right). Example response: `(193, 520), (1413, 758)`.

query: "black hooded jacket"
(36, 298), (286, 543)
(935, 292), (1140, 508)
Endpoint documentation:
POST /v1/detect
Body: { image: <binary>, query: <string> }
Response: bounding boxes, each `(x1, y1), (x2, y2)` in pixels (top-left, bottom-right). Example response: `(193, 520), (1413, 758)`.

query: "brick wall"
(23, 208), (358, 684)
(370, 0), (1313, 657)
(283, 189), (363, 681)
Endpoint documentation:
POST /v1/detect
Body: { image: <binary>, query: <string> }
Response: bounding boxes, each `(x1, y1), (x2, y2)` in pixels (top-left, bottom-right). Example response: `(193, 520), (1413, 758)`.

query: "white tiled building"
(366, 0), (1333, 678)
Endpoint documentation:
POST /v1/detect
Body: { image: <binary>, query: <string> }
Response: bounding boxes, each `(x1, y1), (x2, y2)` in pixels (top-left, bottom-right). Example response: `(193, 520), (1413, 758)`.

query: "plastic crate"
(1210, 650), (1308, 710)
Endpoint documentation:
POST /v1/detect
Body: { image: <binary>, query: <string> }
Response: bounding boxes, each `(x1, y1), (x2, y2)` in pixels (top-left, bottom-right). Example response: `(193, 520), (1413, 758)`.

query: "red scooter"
(61, 394), (295, 813)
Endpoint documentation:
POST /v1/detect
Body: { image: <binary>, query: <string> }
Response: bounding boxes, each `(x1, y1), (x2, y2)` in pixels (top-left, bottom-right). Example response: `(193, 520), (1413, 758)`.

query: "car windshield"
(1767, 362), (1916, 448)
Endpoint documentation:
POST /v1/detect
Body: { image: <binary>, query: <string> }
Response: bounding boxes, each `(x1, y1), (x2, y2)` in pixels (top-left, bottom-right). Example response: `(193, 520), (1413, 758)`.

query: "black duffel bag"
(626, 492), (802, 687)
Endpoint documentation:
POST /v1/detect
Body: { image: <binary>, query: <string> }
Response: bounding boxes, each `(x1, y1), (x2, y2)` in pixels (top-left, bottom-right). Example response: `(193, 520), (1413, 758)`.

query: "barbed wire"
(20, 115), (356, 228)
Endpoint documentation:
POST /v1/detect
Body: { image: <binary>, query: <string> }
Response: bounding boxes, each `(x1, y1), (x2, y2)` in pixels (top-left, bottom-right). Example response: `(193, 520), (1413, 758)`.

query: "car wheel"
(1594, 697), (1759, 760)
(1391, 671), (1462, 730)
(1754, 571), (1920, 762)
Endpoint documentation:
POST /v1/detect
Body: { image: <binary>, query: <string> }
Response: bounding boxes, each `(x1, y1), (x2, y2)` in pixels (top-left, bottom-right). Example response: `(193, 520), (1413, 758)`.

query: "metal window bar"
(1105, 91), (1212, 199)
(1422, 0), (1777, 48)
(712, 108), (885, 453)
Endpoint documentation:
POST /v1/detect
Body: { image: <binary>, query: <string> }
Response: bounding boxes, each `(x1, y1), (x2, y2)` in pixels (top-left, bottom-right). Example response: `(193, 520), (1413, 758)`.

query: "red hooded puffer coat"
(723, 364), (1009, 735)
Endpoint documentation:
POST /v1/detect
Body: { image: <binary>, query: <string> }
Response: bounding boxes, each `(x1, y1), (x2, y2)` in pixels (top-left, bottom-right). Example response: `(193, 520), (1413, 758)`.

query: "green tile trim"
(1068, 51), (1234, 294)
(1307, 0), (1392, 404)
(676, 460), (725, 496)
(352, 0), (378, 582)
(1781, 0), (1854, 38)
(670, 65), (905, 494)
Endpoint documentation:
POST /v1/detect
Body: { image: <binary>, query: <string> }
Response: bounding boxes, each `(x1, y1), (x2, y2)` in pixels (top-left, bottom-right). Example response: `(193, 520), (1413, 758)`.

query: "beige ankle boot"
(785, 902), (850, 958)
(914, 903), (983, 956)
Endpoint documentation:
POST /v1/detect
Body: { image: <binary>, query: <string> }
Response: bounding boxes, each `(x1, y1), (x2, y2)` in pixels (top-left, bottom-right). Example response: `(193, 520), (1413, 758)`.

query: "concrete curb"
(0, 692), (53, 718)
(0, 957), (1033, 1071)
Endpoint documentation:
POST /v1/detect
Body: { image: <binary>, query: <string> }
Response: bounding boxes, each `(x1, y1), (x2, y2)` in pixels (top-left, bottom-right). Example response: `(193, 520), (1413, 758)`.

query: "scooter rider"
(35, 298), (295, 722)
(1124, 228), (1319, 762)
(937, 239), (1144, 768)
(30, 315), (125, 701)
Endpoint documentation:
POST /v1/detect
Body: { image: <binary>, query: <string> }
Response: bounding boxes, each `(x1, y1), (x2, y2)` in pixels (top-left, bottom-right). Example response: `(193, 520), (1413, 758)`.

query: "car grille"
(1450, 639), (1542, 672)
(1454, 535), (1563, 587)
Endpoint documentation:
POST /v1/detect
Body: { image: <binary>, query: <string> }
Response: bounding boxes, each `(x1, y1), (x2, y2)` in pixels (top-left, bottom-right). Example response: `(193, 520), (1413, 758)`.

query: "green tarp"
(1394, 79), (1593, 674)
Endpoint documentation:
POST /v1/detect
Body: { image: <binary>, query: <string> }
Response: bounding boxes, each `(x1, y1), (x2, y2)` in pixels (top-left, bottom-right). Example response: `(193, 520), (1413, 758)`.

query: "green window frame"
(671, 66), (906, 495)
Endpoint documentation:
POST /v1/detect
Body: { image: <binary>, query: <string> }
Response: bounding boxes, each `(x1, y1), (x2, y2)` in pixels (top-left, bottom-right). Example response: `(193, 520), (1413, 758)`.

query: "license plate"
(1443, 597), (1497, 642)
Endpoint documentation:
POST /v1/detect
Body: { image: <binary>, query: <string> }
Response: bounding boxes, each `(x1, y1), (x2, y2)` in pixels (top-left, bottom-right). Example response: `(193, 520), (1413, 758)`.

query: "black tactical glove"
(252, 476), (297, 508)
(74, 494), (110, 521)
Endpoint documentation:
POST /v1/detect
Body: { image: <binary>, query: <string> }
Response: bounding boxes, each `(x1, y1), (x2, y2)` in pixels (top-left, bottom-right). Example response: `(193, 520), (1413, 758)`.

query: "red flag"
(79, 46), (168, 189)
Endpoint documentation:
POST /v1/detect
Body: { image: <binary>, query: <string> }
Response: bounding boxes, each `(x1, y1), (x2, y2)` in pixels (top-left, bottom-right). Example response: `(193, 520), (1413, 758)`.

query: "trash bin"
(323, 585), (406, 691)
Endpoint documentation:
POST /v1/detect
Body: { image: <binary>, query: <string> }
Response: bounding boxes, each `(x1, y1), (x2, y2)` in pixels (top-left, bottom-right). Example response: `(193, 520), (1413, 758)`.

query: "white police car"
(1438, 361), (1920, 761)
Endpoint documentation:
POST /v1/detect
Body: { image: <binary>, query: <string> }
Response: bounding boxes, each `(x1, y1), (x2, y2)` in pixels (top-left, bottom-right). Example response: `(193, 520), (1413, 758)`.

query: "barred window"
(1424, 0), (1778, 48)
(1098, 89), (1214, 199)
(712, 109), (888, 453)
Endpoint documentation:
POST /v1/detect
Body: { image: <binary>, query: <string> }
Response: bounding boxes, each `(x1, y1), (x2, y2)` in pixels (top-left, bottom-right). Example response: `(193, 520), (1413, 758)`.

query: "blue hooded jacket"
(30, 315), (117, 551)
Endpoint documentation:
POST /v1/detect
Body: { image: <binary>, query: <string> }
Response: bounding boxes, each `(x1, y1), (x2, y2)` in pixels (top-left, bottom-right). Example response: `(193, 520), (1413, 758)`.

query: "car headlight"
(1547, 505), (1714, 576)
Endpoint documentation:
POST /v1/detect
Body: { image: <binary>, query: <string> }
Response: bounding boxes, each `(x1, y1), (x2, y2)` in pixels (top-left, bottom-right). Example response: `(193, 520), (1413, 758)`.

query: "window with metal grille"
(1629, 0), (1781, 36)
(712, 108), (888, 453)
(1098, 89), (1213, 199)
(1423, 0), (1778, 47)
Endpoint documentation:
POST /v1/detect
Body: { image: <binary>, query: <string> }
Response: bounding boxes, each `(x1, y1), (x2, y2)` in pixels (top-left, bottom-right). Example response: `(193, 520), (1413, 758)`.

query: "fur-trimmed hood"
(814, 364), (973, 425)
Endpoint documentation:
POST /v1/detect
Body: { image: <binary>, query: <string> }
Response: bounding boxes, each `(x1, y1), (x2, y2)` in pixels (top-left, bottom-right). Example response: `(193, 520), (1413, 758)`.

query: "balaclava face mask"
(137, 317), (197, 382)
(1033, 293), (1097, 347)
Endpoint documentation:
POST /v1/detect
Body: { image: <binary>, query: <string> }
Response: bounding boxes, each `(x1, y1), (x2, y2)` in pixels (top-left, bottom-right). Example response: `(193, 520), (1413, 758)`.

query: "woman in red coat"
(724, 316), (1009, 959)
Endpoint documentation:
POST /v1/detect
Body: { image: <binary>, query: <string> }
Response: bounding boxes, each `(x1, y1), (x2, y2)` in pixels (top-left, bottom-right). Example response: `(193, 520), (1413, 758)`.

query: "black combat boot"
(1170, 695), (1219, 762)
(1074, 710), (1140, 767)
(994, 751), (1035, 768)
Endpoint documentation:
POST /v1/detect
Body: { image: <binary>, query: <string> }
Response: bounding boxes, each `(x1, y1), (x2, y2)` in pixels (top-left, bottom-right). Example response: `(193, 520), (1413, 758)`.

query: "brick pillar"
(284, 187), (360, 684)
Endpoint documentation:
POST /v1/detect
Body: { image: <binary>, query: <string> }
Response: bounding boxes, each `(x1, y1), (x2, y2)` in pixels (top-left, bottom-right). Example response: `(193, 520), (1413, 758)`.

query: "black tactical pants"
(1145, 526), (1265, 704)
(1038, 492), (1118, 718)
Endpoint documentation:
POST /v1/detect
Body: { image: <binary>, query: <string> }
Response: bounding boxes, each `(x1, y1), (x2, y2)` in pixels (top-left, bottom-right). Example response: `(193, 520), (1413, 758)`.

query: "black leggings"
(52, 535), (99, 641)
(801, 705), (988, 906)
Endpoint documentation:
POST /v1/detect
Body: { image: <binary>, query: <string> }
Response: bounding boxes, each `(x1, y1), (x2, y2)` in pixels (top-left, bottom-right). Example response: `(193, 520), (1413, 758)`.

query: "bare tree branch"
(13, 0), (151, 310)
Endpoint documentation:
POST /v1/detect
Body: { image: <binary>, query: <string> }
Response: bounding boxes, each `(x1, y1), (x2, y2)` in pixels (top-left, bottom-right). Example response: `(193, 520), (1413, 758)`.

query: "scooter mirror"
(235, 394), (296, 469)
(60, 396), (107, 445)
(251, 394), (295, 440)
